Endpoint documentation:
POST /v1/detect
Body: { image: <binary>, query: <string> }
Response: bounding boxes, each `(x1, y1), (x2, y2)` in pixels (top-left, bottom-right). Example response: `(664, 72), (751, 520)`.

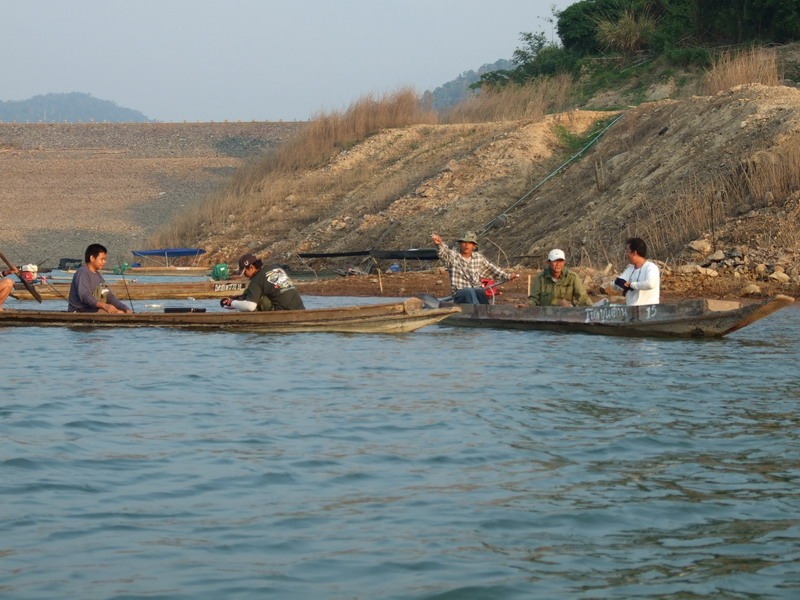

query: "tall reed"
(443, 74), (573, 123)
(703, 46), (780, 95)
(149, 88), (438, 248)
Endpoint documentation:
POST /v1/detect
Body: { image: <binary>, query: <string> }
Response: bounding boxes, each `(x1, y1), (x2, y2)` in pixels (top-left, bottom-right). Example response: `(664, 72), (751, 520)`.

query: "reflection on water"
(1, 301), (799, 599)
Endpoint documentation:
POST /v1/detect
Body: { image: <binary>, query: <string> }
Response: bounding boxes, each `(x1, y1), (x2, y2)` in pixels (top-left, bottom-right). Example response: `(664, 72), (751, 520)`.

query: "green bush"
(665, 47), (711, 68)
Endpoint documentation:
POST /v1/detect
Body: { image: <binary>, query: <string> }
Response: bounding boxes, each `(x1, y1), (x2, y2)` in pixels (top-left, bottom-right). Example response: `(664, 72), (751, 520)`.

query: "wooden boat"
(438, 295), (794, 338)
(12, 280), (247, 301)
(0, 298), (461, 334)
(119, 266), (213, 277)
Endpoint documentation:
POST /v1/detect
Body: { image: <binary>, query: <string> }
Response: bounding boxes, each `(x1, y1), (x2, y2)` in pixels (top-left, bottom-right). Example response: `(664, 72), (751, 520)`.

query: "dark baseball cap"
(238, 253), (258, 276)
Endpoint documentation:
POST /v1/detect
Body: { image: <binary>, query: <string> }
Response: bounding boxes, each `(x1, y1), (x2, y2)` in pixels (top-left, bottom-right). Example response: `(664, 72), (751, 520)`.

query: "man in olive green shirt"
(527, 249), (592, 307)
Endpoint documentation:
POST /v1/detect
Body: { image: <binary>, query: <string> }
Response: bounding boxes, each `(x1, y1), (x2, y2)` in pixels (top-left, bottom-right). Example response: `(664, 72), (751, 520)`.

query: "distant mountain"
(422, 59), (514, 111)
(0, 92), (154, 123)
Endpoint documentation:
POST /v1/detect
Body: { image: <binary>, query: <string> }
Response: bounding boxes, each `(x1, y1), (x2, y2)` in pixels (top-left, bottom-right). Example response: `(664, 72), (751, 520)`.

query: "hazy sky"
(3, 0), (573, 123)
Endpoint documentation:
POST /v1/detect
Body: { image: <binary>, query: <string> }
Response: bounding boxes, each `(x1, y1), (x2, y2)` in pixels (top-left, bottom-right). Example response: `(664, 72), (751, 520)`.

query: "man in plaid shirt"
(431, 231), (519, 304)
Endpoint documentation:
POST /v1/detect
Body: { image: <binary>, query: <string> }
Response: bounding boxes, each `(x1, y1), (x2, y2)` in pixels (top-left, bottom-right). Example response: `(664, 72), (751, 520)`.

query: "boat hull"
(442, 295), (794, 338)
(0, 298), (460, 334)
(13, 280), (246, 301)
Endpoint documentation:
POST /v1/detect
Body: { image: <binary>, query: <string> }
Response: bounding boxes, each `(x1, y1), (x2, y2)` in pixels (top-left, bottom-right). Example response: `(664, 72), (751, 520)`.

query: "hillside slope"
(197, 85), (800, 287)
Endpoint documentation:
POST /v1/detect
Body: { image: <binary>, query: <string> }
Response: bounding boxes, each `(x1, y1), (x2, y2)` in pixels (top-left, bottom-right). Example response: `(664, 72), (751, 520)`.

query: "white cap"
(548, 249), (566, 261)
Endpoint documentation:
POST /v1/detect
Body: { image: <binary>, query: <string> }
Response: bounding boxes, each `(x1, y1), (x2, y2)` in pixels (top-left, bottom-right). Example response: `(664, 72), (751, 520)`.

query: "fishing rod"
(117, 262), (136, 314)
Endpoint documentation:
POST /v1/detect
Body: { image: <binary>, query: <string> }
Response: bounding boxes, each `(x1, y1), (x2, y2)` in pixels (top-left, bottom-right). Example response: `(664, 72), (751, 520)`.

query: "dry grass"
(149, 88), (438, 248)
(703, 46), (780, 95)
(150, 81), (576, 250)
(633, 133), (800, 259)
(443, 75), (573, 123)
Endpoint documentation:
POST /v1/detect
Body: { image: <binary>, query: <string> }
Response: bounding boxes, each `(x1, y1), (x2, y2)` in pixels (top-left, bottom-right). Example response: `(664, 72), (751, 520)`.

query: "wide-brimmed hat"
(548, 248), (566, 261)
(238, 253), (258, 276)
(457, 231), (479, 246)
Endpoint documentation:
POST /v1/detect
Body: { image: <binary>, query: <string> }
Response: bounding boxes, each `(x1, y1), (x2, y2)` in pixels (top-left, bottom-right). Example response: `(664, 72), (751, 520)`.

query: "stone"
(740, 283), (761, 295)
(755, 263), (767, 274)
(708, 250), (725, 261)
(769, 271), (790, 283)
(687, 239), (712, 254)
(676, 264), (699, 275)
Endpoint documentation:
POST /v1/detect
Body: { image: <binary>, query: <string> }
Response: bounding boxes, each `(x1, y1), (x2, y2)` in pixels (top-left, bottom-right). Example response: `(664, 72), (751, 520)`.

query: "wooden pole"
(527, 274), (531, 297)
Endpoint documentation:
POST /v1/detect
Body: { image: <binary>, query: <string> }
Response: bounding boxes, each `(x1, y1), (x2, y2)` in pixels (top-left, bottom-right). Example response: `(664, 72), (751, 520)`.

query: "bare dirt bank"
(0, 122), (303, 266)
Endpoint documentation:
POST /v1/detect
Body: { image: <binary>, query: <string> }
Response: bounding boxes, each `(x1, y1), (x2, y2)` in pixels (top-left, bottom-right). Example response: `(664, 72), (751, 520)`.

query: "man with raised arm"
(431, 231), (519, 304)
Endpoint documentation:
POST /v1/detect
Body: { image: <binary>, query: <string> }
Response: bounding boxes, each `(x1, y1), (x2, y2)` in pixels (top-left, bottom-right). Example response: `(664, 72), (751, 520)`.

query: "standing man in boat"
(220, 253), (305, 311)
(614, 237), (660, 305)
(526, 248), (593, 307)
(431, 231), (519, 304)
(0, 262), (20, 311)
(67, 244), (133, 313)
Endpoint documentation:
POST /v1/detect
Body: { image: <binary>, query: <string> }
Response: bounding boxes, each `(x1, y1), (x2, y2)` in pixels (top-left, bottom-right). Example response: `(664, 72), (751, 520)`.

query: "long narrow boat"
(439, 295), (794, 338)
(110, 266), (213, 277)
(12, 280), (247, 301)
(0, 298), (460, 334)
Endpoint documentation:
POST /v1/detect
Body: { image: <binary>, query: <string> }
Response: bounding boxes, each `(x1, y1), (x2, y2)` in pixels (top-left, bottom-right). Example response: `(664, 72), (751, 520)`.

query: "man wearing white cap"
(526, 248), (592, 307)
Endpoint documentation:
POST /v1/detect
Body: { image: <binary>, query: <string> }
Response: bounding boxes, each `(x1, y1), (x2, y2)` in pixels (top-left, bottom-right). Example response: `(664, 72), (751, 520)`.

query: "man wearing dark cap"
(431, 231), (519, 304)
(220, 253), (305, 311)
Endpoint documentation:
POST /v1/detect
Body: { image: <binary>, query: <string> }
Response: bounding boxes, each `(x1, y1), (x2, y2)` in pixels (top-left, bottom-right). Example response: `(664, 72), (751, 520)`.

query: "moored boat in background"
(12, 280), (246, 301)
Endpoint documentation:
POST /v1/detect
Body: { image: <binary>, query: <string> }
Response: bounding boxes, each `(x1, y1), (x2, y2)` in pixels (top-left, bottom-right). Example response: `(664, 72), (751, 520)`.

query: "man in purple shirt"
(67, 244), (132, 313)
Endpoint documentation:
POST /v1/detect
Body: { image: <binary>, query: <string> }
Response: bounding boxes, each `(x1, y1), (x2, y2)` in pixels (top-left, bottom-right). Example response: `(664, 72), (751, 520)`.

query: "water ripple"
(1, 302), (798, 598)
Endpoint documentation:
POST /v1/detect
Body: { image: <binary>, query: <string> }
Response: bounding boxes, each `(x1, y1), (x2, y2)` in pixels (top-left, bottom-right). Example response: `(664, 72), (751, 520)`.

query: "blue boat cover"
(131, 248), (206, 258)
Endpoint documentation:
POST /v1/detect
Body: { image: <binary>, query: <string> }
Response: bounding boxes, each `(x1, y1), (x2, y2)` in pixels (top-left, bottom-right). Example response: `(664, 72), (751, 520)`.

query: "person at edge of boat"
(220, 253), (305, 311)
(525, 248), (593, 307)
(67, 243), (133, 314)
(0, 263), (20, 311)
(613, 236), (660, 306)
(431, 231), (519, 304)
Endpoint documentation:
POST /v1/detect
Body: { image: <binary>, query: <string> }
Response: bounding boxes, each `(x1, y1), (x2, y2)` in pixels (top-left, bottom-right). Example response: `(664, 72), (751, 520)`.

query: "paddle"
(0, 250), (42, 303)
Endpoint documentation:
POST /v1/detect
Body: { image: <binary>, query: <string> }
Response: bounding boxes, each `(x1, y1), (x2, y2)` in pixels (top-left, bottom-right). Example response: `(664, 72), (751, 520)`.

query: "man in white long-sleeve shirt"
(613, 237), (660, 306)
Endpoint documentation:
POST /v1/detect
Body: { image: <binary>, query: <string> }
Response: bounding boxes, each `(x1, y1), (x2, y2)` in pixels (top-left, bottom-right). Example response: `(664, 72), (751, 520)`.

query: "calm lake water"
(2, 297), (799, 599)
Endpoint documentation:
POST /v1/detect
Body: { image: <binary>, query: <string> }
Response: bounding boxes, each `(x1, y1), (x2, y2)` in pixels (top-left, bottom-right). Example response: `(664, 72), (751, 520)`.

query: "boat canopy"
(297, 249), (437, 260)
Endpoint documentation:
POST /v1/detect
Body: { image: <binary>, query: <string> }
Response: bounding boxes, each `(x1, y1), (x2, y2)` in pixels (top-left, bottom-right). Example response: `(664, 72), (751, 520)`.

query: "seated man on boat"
(431, 231), (519, 304)
(220, 253), (305, 311)
(68, 244), (133, 314)
(613, 237), (660, 306)
(0, 262), (20, 311)
(526, 248), (593, 307)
